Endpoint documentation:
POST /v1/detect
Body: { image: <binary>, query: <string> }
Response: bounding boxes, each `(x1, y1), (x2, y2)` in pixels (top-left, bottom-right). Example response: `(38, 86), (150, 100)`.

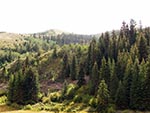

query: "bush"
(82, 94), (92, 103)
(89, 97), (98, 108)
(0, 90), (7, 97)
(42, 96), (50, 104)
(65, 84), (77, 99)
(50, 92), (61, 102)
(0, 95), (7, 104)
(10, 103), (21, 109)
(73, 95), (82, 103)
(106, 104), (116, 113)
(23, 104), (33, 110)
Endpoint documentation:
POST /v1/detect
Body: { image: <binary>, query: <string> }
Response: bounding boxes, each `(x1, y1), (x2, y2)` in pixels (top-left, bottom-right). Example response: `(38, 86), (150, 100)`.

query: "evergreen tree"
(129, 19), (137, 45)
(77, 64), (85, 87)
(100, 57), (110, 86)
(97, 80), (110, 112)
(89, 62), (99, 95)
(137, 34), (148, 61)
(8, 74), (15, 103)
(61, 53), (70, 79)
(23, 68), (39, 104)
(142, 57), (150, 110)
(123, 57), (133, 108)
(115, 81), (126, 109)
(70, 55), (77, 80)
(52, 47), (57, 59)
(130, 58), (142, 109)
(109, 59), (119, 101)
(86, 44), (92, 75)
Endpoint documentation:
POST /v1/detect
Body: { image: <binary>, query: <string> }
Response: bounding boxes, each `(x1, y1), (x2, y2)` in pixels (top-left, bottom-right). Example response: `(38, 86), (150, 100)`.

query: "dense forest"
(0, 19), (150, 112)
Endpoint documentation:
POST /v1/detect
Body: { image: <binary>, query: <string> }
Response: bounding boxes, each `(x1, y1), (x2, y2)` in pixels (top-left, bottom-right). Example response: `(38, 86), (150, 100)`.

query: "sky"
(0, 0), (150, 34)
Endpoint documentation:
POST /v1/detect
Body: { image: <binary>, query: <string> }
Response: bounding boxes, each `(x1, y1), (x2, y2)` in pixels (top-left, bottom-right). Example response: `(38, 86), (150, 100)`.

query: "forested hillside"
(0, 19), (150, 112)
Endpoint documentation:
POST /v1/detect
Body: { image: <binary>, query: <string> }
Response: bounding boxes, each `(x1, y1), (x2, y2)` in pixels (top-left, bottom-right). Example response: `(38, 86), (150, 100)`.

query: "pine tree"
(123, 57), (133, 108)
(129, 19), (137, 45)
(142, 57), (150, 110)
(70, 55), (77, 80)
(115, 81), (126, 109)
(89, 62), (99, 95)
(100, 57), (110, 86)
(61, 53), (70, 79)
(23, 68), (39, 104)
(8, 74), (15, 103)
(137, 34), (148, 61)
(96, 80), (110, 112)
(52, 47), (57, 59)
(77, 64), (85, 87)
(130, 58), (141, 109)
(86, 44), (92, 75)
(109, 59), (119, 101)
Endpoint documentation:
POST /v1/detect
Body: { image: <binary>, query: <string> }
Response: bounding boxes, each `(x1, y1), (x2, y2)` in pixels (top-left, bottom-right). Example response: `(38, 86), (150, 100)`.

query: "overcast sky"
(0, 0), (150, 34)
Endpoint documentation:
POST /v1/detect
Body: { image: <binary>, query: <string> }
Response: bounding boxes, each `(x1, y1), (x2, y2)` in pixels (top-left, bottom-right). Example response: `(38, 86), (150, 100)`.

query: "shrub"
(42, 96), (50, 104)
(82, 94), (92, 103)
(89, 97), (98, 108)
(73, 95), (82, 103)
(50, 92), (61, 102)
(106, 104), (116, 113)
(65, 84), (77, 99)
(0, 95), (7, 104)
(23, 104), (33, 110)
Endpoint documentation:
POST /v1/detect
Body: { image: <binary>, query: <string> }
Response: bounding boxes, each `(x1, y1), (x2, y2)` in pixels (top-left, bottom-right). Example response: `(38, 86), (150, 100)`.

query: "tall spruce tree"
(96, 80), (110, 112)
(130, 58), (141, 109)
(23, 68), (39, 103)
(100, 57), (110, 86)
(89, 62), (99, 95)
(70, 55), (77, 80)
(77, 64), (85, 87)
(115, 81), (126, 109)
(123, 57), (133, 108)
(109, 59), (119, 101)
(142, 57), (150, 110)
(137, 34), (148, 61)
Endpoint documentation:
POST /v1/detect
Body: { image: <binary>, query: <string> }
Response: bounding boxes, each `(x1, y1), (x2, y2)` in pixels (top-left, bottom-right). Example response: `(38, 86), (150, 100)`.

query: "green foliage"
(97, 80), (110, 112)
(50, 92), (61, 102)
(8, 68), (40, 105)
(89, 62), (99, 95)
(77, 64), (86, 87)
(70, 55), (77, 80)
(0, 95), (7, 104)
(115, 81), (126, 109)
(23, 104), (33, 110)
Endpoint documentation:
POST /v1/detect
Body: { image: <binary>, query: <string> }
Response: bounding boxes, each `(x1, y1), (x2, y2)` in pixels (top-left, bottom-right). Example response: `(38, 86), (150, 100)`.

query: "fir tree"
(89, 62), (99, 95)
(97, 80), (110, 112)
(77, 64), (85, 87)
(70, 55), (77, 80)
(115, 81), (126, 109)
